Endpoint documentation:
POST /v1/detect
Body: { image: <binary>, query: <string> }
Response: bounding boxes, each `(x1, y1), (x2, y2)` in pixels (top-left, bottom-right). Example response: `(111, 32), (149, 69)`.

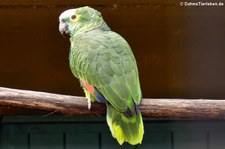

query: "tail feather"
(106, 103), (144, 145)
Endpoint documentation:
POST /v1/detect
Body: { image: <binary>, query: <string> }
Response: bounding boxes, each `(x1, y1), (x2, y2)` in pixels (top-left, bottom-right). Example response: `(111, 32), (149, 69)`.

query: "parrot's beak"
(59, 20), (70, 36)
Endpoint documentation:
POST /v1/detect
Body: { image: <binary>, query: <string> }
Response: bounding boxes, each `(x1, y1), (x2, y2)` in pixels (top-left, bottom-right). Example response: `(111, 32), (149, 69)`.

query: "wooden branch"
(1, 87), (225, 119)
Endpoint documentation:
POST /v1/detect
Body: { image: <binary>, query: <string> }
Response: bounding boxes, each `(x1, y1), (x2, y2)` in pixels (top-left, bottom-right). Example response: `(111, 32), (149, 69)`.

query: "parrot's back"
(69, 28), (144, 145)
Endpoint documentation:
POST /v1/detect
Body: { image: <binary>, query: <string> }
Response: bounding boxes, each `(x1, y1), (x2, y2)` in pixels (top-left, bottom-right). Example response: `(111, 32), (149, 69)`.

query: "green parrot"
(59, 6), (144, 145)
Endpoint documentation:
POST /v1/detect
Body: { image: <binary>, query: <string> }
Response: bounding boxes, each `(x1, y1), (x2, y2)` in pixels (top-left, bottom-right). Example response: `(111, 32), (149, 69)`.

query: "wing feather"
(70, 30), (141, 111)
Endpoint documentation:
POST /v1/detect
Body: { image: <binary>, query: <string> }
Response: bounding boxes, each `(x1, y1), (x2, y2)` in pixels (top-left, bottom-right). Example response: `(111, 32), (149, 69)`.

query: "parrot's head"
(59, 6), (109, 36)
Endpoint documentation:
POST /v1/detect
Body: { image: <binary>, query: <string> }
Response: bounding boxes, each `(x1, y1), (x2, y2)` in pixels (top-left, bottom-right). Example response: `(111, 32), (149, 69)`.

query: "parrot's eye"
(71, 15), (77, 20)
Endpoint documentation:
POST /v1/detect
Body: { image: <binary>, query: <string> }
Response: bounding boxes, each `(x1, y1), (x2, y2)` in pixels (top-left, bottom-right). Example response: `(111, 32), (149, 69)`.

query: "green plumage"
(59, 6), (144, 145)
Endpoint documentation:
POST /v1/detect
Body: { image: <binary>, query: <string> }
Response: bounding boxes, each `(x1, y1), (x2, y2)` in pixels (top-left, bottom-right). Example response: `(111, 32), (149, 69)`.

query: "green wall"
(1, 116), (225, 149)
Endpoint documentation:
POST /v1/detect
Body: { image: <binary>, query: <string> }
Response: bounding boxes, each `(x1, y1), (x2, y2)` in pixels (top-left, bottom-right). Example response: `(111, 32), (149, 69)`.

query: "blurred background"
(0, 0), (225, 100)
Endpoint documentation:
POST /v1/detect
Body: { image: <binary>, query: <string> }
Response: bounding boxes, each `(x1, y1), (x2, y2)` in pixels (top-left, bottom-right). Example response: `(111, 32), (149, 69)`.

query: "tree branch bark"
(0, 87), (225, 119)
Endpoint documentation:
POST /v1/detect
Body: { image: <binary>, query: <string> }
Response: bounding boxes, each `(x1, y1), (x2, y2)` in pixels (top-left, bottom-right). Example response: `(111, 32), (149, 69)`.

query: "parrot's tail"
(106, 103), (144, 145)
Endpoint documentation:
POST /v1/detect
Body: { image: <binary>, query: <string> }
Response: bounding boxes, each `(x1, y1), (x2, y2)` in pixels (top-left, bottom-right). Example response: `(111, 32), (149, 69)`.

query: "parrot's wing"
(70, 30), (141, 112)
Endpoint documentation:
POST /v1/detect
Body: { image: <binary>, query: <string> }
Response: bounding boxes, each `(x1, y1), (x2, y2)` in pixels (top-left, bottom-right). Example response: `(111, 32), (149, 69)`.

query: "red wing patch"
(81, 80), (95, 95)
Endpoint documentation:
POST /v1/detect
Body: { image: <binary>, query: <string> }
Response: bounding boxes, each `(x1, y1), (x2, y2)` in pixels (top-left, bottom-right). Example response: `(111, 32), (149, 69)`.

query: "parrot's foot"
(87, 98), (92, 110)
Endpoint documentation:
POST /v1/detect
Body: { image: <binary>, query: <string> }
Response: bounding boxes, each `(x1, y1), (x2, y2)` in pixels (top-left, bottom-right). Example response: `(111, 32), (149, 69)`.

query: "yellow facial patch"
(70, 14), (80, 24)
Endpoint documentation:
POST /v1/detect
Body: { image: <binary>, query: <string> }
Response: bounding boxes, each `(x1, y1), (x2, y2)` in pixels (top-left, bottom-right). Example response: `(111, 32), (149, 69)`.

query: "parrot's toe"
(87, 98), (92, 110)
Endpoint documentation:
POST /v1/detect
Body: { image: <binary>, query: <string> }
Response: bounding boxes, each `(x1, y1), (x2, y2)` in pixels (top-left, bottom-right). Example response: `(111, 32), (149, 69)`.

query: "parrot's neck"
(71, 20), (111, 37)
(97, 21), (111, 31)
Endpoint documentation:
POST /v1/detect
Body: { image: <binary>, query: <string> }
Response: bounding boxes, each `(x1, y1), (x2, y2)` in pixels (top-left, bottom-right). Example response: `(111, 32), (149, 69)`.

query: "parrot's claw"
(87, 98), (92, 110)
